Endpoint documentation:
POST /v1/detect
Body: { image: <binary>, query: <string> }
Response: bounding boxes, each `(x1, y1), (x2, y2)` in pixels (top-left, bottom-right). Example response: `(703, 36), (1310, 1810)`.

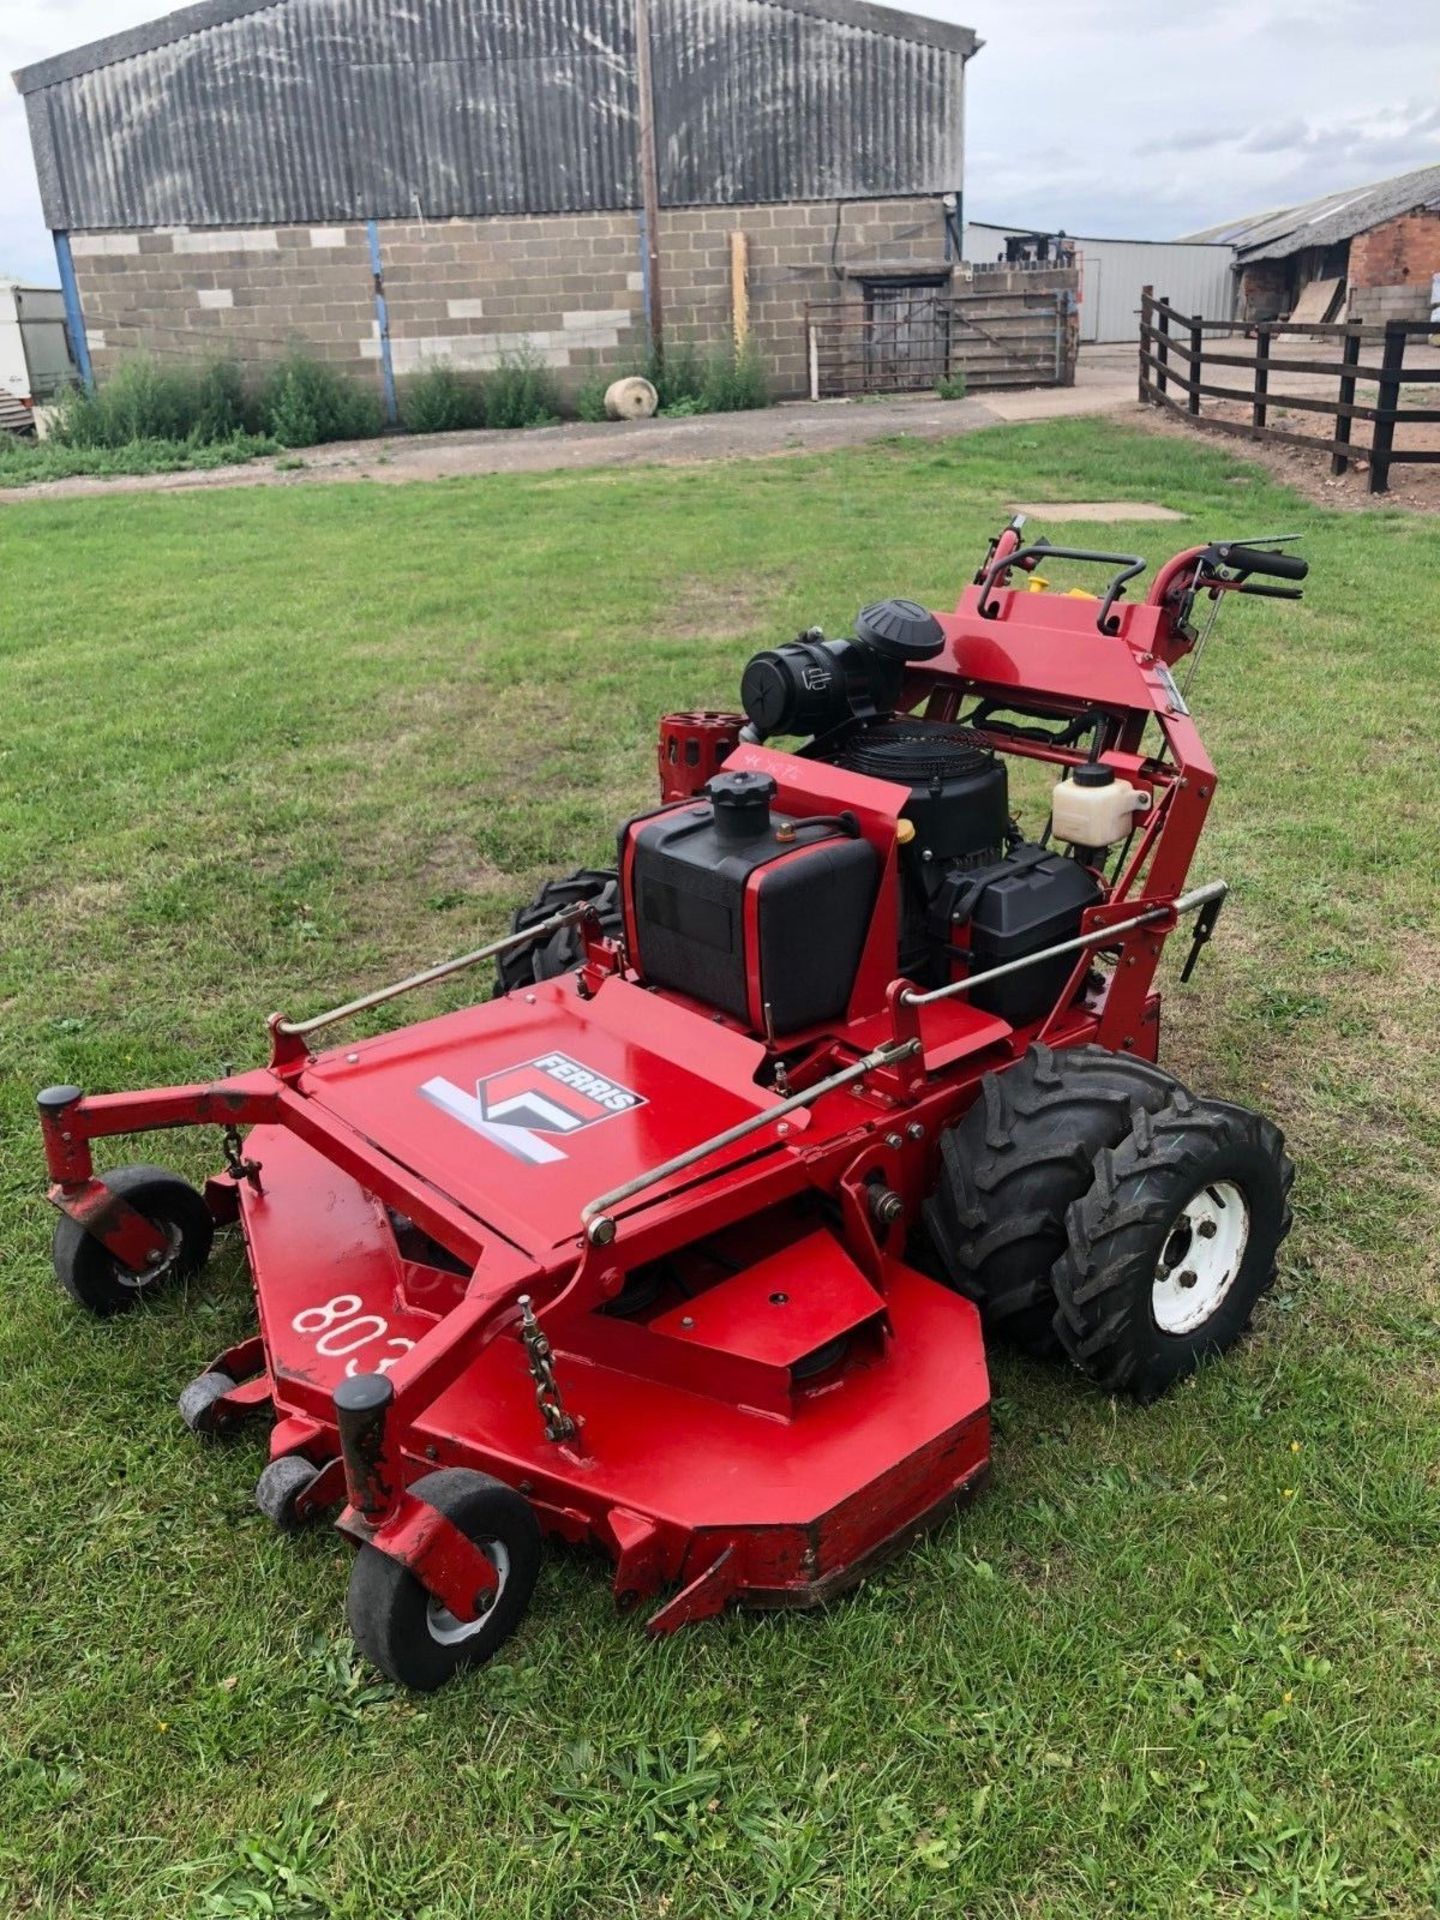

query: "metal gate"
(806, 286), (1071, 398)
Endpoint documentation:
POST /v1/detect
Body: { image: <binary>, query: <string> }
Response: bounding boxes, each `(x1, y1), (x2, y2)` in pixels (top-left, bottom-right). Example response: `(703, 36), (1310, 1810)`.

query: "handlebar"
(1207, 542), (1309, 582)
(976, 542), (1148, 634)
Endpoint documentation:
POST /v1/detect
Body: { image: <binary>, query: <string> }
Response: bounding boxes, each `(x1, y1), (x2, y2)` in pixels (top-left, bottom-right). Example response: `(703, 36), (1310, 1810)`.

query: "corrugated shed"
(1181, 163), (1440, 261)
(15, 0), (975, 232)
(965, 222), (1236, 343)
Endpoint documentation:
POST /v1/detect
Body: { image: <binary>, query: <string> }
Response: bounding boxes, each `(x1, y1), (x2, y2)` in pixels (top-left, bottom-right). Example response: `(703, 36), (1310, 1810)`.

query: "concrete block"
(448, 297), (487, 319)
(173, 229), (279, 254)
(70, 232), (141, 257)
(310, 227), (350, 249)
(197, 287), (234, 309)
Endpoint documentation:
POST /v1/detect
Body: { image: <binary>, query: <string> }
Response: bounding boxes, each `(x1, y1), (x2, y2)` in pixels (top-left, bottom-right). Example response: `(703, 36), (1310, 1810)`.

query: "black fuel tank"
(626, 772), (878, 1035)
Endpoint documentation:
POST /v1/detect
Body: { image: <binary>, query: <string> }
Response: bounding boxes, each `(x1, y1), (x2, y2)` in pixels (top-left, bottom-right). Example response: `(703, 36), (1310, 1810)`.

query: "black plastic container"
(627, 773), (878, 1034)
(934, 844), (1102, 1026)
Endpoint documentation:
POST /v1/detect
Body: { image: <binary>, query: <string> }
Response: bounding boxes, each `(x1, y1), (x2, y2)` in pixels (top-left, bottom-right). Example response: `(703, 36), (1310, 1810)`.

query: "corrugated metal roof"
(14, 0), (976, 232)
(1180, 162), (1440, 260)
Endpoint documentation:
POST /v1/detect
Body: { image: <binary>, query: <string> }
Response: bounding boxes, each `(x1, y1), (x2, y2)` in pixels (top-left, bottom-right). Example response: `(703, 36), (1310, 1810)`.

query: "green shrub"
(48, 351), (382, 453)
(258, 353), (382, 448)
(935, 371), (968, 401)
(482, 343), (562, 430)
(400, 363), (487, 434)
(194, 359), (259, 439)
(50, 357), (208, 448)
(643, 340), (769, 416)
(575, 364), (612, 424)
(700, 341), (770, 413)
(648, 341), (705, 412)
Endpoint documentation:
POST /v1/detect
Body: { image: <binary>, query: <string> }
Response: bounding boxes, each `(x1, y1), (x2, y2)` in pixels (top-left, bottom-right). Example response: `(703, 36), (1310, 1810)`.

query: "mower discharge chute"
(37, 520), (1303, 1690)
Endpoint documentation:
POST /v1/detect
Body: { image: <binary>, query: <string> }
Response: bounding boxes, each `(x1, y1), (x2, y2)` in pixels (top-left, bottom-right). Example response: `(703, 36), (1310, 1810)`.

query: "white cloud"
(1, 0), (1436, 281)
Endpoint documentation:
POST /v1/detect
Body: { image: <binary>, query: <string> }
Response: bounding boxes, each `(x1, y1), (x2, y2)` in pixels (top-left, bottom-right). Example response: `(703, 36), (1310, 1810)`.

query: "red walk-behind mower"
(37, 518), (1303, 1691)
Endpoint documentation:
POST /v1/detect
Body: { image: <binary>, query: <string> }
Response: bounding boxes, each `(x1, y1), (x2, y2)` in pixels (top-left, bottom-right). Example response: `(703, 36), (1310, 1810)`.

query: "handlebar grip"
(1215, 544), (1308, 581)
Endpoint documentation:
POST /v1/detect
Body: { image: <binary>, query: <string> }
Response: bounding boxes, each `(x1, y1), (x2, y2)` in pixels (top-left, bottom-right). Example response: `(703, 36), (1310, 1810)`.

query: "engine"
(626, 601), (1103, 1038)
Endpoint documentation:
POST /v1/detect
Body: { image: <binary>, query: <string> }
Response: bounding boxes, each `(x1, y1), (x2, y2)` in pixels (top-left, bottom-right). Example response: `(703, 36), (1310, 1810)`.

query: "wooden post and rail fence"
(1138, 286), (1440, 494)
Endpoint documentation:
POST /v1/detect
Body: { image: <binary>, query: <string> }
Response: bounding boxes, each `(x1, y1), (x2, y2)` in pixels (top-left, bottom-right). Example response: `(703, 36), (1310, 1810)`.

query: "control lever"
(1179, 888), (1227, 983)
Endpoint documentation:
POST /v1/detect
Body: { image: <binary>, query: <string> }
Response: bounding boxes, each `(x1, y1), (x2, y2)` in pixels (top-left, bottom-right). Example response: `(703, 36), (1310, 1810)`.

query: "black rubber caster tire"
(52, 1165), (214, 1318)
(178, 1369), (237, 1438)
(256, 1455), (327, 1532)
(494, 868), (623, 996)
(1052, 1090), (1295, 1402)
(924, 1044), (1184, 1355)
(347, 1469), (542, 1692)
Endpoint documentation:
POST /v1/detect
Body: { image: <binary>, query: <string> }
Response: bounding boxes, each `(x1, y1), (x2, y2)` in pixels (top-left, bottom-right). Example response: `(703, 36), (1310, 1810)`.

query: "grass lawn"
(1, 418), (1437, 1918)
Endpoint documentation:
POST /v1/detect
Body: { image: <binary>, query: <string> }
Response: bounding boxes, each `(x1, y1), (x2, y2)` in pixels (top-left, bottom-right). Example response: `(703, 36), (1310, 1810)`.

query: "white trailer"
(0, 283), (76, 432)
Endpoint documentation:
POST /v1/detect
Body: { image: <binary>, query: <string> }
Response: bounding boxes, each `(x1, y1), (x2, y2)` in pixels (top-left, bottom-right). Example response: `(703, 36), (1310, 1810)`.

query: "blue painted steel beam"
(53, 231), (94, 391)
(366, 219), (399, 428)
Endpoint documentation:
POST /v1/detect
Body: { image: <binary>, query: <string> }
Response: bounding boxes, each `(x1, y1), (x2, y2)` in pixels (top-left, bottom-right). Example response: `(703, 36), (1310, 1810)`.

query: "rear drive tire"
(347, 1469), (541, 1692)
(924, 1044), (1183, 1354)
(52, 1165), (214, 1318)
(494, 868), (623, 996)
(1052, 1091), (1294, 1401)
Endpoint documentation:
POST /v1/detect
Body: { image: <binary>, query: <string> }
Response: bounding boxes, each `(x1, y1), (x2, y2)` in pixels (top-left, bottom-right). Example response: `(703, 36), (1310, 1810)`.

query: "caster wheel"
(178, 1369), (237, 1438)
(255, 1455), (327, 1532)
(52, 1165), (214, 1318)
(347, 1469), (541, 1692)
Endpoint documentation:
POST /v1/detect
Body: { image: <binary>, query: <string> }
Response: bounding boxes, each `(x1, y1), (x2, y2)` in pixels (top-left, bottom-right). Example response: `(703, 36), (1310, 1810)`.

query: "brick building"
(1185, 163), (1440, 327)
(13, 0), (981, 406)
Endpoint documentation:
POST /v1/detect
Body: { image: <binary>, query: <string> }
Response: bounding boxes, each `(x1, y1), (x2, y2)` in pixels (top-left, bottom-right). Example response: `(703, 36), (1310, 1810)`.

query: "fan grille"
(830, 720), (994, 784)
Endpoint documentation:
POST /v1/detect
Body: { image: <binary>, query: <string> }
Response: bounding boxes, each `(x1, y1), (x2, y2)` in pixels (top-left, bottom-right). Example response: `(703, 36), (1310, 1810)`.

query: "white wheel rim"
(425, 1541), (509, 1646)
(1151, 1180), (1250, 1335)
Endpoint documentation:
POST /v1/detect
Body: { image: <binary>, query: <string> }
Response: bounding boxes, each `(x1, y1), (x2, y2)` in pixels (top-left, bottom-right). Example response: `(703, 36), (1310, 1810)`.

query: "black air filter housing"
(828, 720), (1009, 865)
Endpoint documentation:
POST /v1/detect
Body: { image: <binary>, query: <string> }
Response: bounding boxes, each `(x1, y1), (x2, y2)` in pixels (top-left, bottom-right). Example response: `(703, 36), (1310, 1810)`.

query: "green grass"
(1, 418), (1437, 1918)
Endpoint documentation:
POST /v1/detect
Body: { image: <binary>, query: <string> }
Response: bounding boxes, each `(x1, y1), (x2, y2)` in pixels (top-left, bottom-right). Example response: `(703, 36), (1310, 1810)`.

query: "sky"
(2, 0), (1438, 280)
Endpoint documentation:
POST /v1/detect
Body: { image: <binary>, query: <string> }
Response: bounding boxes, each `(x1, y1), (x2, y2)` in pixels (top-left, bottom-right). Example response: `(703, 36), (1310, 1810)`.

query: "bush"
(648, 341), (705, 413)
(642, 340), (769, 417)
(575, 365), (612, 424)
(700, 341), (770, 413)
(483, 344), (562, 430)
(400, 363), (486, 434)
(47, 351), (383, 454)
(50, 357), (210, 448)
(936, 371), (968, 401)
(258, 353), (382, 448)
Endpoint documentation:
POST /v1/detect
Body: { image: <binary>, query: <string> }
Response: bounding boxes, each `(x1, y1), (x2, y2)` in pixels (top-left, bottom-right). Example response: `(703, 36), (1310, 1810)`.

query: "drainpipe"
(634, 0), (664, 359)
(53, 232), (94, 392)
(366, 219), (399, 427)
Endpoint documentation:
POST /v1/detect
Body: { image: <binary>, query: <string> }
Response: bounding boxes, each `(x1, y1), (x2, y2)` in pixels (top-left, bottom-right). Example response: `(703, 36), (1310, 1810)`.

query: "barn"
(1185, 162), (1440, 328)
(13, 0), (982, 408)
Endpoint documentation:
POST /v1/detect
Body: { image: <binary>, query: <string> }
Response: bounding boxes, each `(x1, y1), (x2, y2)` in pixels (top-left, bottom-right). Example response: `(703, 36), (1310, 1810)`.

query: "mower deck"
(239, 1123), (990, 1628)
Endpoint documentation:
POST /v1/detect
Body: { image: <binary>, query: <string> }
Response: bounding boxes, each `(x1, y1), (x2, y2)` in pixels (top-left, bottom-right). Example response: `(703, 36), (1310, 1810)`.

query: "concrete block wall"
(68, 224), (377, 373)
(67, 195), (951, 403)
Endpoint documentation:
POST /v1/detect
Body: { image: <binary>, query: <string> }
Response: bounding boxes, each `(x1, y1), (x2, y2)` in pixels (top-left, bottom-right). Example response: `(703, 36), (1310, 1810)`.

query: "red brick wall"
(1348, 210), (1440, 288)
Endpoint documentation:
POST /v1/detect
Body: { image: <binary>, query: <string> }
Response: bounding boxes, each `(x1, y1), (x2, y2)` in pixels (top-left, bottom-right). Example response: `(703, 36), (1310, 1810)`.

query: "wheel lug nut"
(1197, 1220), (1218, 1239)
(1178, 1269), (1198, 1288)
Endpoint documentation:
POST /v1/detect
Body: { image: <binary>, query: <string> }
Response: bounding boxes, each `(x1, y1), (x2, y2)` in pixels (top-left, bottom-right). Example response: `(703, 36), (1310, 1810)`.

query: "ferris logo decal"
(419, 1052), (645, 1165)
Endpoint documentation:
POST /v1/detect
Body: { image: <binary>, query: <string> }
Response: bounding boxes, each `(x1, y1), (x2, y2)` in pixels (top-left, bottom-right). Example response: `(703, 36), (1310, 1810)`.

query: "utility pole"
(633, 0), (664, 359)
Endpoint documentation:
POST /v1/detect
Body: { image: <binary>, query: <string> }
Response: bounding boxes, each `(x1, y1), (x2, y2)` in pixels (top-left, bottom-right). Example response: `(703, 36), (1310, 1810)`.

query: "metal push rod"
(582, 1038), (922, 1243)
(276, 905), (591, 1039)
(901, 881), (1228, 1010)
